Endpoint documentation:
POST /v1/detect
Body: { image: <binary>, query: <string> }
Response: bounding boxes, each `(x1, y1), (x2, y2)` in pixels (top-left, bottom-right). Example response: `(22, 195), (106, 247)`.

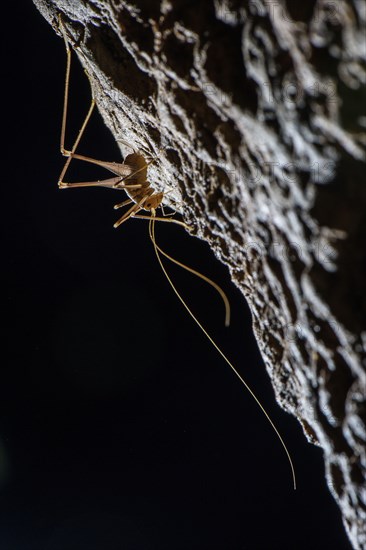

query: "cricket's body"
(59, 141), (166, 226)
(122, 153), (164, 211)
(57, 15), (166, 229)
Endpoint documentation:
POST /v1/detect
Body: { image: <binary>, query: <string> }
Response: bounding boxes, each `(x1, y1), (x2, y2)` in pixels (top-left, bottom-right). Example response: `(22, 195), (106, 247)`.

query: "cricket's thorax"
(122, 152), (163, 211)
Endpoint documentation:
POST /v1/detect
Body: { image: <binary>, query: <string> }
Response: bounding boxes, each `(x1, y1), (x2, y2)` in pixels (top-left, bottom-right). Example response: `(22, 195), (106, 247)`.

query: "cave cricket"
(57, 15), (296, 490)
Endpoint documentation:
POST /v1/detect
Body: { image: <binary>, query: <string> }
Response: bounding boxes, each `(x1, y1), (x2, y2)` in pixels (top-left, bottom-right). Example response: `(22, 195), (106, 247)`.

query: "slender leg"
(113, 195), (149, 228)
(58, 98), (96, 185)
(58, 16), (97, 185)
(131, 213), (192, 231)
(59, 152), (136, 179)
(58, 18), (164, 195)
(61, 151), (160, 181)
(159, 189), (184, 214)
(114, 198), (133, 210)
(59, 15), (72, 158)
(160, 203), (176, 218)
(61, 139), (161, 186)
(59, 175), (142, 190)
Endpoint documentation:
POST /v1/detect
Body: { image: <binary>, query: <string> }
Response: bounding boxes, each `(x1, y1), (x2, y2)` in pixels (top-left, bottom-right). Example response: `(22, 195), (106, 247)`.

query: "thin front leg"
(159, 189), (184, 215)
(160, 203), (176, 218)
(114, 198), (134, 210)
(114, 195), (149, 228)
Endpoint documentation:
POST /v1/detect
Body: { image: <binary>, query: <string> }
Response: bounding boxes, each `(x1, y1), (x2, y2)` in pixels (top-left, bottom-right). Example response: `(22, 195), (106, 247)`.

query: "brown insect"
(56, 15), (296, 490)
(57, 17), (190, 233)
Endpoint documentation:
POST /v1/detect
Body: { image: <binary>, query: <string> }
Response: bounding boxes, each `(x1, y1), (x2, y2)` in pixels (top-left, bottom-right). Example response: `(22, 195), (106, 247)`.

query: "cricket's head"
(144, 192), (164, 211)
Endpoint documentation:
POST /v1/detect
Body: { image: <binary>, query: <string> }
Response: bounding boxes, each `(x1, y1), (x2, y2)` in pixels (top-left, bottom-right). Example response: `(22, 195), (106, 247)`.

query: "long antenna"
(152, 239), (230, 327)
(149, 213), (296, 490)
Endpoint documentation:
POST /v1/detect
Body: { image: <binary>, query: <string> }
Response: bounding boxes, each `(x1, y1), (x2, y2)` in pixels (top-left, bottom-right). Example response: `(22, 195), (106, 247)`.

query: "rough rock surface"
(33, 1), (366, 548)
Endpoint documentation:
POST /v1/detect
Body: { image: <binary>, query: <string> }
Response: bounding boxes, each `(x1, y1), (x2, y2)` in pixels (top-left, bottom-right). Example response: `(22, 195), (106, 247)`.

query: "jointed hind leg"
(57, 15), (145, 192)
(58, 15), (98, 185)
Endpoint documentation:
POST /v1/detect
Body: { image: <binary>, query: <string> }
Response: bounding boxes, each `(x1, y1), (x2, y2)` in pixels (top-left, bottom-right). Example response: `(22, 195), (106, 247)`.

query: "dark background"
(0, 3), (351, 549)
